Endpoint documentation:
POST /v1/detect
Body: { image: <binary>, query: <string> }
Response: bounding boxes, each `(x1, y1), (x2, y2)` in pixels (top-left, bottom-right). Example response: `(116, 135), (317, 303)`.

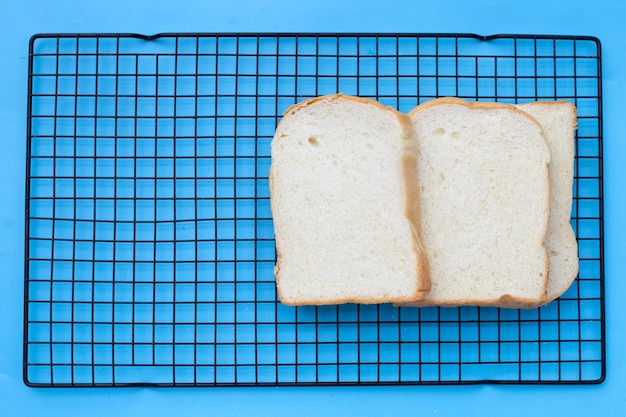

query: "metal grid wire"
(24, 33), (604, 386)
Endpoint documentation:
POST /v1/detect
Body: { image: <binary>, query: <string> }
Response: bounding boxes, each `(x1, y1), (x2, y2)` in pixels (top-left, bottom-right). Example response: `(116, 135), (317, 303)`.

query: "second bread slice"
(407, 98), (552, 307)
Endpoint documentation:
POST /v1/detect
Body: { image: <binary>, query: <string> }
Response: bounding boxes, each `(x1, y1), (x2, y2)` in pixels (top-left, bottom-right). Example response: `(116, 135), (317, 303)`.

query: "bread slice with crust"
(405, 98), (552, 308)
(269, 94), (430, 306)
(515, 101), (579, 307)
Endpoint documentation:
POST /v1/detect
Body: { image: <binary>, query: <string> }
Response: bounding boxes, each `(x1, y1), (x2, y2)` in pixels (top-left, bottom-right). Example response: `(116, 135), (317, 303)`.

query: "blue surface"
(1, 0), (626, 415)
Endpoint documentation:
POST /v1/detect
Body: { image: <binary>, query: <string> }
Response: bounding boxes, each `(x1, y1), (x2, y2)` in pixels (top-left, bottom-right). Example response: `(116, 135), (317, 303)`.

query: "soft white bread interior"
(269, 94), (430, 305)
(406, 98), (552, 307)
(515, 101), (579, 306)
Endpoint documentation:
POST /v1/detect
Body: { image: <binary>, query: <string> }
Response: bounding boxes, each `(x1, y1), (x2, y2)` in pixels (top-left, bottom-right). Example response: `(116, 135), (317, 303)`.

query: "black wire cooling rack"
(24, 33), (604, 386)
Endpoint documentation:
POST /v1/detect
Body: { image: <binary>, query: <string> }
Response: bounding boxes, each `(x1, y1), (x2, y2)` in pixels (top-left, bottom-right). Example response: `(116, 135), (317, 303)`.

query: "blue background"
(1, 0), (624, 415)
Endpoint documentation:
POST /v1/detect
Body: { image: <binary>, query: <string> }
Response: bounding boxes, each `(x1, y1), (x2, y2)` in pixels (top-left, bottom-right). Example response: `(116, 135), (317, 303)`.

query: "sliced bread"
(405, 98), (552, 308)
(269, 94), (430, 305)
(515, 101), (579, 307)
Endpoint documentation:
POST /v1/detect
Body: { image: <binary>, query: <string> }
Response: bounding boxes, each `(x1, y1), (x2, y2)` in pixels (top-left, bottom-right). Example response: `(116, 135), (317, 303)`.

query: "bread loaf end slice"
(515, 101), (579, 307)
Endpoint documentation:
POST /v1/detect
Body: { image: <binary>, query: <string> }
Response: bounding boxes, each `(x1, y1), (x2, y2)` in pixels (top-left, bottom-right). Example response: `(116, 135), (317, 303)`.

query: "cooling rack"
(24, 33), (604, 386)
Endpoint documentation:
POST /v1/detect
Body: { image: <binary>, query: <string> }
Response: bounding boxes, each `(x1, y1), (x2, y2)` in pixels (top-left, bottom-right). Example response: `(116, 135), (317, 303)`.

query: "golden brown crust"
(401, 154), (431, 299)
(282, 93), (399, 117)
(409, 97), (545, 132)
(396, 286), (549, 309)
(268, 164), (286, 303)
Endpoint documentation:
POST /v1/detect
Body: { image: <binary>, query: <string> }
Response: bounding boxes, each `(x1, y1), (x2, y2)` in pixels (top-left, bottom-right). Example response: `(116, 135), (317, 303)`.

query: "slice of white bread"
(269, 94), (430, 305)
(515, 101), (579, 307)
(405, 98), (552, 308)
